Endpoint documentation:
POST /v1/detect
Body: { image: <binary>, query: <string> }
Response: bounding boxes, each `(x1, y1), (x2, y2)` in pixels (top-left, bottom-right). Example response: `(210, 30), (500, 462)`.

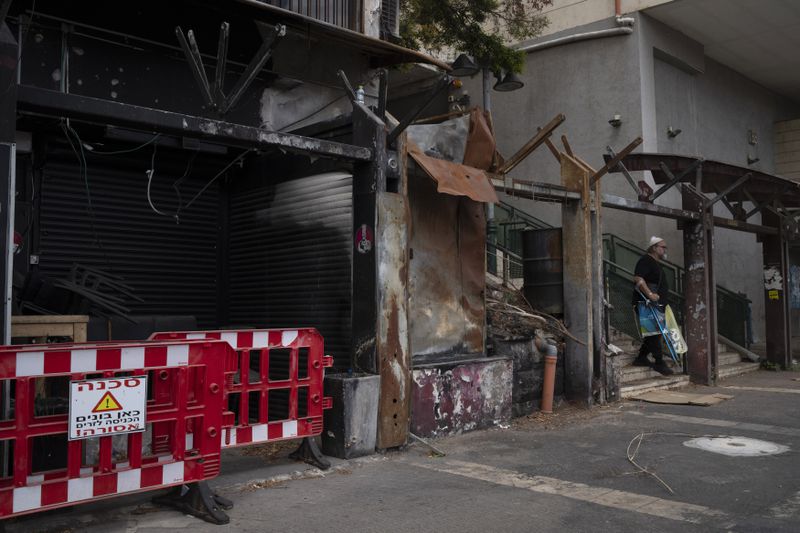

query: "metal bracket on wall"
(175, 21), (285, 116)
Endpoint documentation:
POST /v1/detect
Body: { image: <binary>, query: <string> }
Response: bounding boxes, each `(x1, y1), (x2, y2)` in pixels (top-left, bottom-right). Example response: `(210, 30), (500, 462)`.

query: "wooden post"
(762, 210), (791, 369)
(560, 154), (594, 405)
(682, 184), (717, 385)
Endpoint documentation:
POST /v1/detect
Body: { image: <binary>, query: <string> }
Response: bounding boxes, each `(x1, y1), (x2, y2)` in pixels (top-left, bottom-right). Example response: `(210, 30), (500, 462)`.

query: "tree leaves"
(399, 0), (552, 74)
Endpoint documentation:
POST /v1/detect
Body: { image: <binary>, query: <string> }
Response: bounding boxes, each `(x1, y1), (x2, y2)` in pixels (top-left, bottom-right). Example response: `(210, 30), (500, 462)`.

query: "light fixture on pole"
(450, 54), (480, 77)
(493, 71), (524, 92)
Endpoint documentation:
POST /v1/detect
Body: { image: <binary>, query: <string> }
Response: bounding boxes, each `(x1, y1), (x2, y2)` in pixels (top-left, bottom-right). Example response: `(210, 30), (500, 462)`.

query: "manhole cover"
(683, 436), (789, 457)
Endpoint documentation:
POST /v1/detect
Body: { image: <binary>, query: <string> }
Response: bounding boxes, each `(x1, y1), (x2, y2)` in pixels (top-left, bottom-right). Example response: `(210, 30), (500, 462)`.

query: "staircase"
(609, 330), (761, 397)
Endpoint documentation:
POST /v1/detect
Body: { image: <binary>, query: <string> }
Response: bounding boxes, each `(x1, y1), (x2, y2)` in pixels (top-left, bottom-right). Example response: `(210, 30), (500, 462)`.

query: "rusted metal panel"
(376, 192), (411, 448)
(611, 153), (800, 207)
(682, 184), (718, 385)
(560, 154), (594, 405)
(408, 142), (499, 204)
(411, 357), (512, 438)
(762, 210), (792, 369)
(408, 171), (486, 360)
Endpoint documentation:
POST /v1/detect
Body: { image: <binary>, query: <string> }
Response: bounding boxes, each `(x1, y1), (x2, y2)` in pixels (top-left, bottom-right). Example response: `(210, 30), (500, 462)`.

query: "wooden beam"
(590, 137), (642, 187)
(560, 134), (574, 157)
(543, 136), (562, 163)
(497, 113), (565, 174)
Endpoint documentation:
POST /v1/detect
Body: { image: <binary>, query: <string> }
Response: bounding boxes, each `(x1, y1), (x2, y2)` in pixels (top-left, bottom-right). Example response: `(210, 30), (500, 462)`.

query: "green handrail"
(603, 233), (750, 345)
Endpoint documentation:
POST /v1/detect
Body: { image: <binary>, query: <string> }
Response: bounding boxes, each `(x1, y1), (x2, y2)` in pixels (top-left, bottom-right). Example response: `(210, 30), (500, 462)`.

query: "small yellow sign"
(92, 391), (122, 412)
(768, 289), (780, 301)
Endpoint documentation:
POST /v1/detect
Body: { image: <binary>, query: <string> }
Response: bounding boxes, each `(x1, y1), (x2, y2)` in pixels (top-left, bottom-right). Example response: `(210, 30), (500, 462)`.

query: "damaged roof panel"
(408, 142), (499, 204)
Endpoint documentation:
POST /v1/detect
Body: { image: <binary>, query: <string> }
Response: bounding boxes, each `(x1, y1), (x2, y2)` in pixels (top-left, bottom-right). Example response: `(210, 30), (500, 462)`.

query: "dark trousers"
(638, 334), (663, 363)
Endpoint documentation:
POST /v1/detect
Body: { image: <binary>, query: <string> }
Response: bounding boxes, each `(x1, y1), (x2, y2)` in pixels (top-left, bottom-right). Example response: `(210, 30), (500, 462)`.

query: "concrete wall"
(462, 17), (645, 241)
(411, 357), (512, 438)
(535, 0), (674, 38)
(640, 14), (800, 342)
(776, 119), (800, 181)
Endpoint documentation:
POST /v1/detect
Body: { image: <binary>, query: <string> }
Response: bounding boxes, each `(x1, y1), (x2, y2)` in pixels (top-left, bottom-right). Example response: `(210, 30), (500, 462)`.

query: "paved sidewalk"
(7, 370), (800, 532)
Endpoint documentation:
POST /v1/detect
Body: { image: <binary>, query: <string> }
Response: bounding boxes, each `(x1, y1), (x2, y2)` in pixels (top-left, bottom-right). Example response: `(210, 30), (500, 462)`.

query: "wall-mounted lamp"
(667, 126), (682, 138)
(493, 71), (524, 92)
(450, 54), (480, 77)
(608, 114), (622, 127)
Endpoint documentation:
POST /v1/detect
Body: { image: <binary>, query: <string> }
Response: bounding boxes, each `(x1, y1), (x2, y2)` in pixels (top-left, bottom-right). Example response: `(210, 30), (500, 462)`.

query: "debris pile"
(486, 276), (572, 345)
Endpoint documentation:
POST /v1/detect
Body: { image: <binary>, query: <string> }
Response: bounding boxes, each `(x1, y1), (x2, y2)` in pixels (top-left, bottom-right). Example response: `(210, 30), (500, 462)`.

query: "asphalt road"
(7, 370), (800, 532)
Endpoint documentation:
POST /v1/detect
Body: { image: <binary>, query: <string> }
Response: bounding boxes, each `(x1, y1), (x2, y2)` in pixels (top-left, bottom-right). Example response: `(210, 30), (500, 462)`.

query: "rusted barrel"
(522, 228), (563, 315)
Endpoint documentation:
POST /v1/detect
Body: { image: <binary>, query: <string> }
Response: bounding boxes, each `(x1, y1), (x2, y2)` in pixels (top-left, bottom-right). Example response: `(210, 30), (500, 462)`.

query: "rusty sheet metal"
(408, 172), (486, 359)
(408, 142), (499, 204)
(411, 358), (512, 438)
(560, 155), (594, 405)
(376, 192), (412, 448)
(463, 108), (496, 171)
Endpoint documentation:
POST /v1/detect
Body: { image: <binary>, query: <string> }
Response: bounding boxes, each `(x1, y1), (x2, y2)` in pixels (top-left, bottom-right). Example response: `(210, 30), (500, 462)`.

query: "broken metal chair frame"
(176, 21), (286, 115)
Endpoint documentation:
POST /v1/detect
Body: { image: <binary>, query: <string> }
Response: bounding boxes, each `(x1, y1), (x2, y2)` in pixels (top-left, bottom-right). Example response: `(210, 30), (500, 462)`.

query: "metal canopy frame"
(17, 86), (372, 162)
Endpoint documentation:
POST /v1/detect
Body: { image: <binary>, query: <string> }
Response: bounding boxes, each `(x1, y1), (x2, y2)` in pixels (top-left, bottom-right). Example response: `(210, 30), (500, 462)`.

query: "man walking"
(631, 236), (673, 376)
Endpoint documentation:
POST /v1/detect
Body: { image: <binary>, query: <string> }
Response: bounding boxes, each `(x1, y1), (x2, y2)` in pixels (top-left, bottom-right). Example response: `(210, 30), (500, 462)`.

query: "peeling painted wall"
(408, 170), (486, 359)
(411, 357), (512, 438)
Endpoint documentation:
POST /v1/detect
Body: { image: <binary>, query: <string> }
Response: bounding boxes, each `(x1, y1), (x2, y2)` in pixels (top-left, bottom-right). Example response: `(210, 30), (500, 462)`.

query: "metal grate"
(262, 1), (358, 31)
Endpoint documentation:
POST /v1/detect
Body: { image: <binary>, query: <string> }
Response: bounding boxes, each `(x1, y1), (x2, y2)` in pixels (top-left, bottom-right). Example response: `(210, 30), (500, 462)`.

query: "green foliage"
(400, 0), (552, 74)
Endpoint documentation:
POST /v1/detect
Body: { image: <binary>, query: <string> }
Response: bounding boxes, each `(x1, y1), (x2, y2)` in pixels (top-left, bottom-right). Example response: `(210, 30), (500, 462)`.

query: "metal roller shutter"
(37, 138), (222, 327)
(228, 171), (352, 370)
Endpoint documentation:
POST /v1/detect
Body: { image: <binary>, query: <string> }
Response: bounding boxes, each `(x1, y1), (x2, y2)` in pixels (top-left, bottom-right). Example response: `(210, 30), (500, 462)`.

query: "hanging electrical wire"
(84, 133), (162, 155)
(144, 140), (179, 221)
(60, 122), (113, 268)
(184, 149), (252, 211)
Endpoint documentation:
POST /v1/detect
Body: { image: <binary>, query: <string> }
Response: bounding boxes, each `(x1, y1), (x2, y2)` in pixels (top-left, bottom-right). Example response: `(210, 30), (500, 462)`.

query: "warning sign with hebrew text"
(69, 376), (147, 440)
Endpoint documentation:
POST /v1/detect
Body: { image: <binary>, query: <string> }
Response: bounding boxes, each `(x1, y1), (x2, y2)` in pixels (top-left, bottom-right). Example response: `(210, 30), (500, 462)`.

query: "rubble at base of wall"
(492, 336), (565, 418)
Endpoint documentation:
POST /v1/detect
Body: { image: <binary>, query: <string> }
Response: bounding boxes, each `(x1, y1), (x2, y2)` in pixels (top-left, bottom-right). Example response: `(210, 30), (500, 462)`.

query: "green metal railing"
(494, 201), (553, 253)
(487, 203), (750, 346)
(603, 234), (750, 346)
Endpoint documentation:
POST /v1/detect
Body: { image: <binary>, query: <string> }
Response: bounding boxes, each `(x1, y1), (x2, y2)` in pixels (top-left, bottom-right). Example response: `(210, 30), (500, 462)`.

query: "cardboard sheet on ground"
(631, 390), (733, 406)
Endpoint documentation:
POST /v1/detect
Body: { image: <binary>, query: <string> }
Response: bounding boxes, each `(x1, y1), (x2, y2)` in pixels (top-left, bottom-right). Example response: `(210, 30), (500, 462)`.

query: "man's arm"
(633, 276), (660, 302)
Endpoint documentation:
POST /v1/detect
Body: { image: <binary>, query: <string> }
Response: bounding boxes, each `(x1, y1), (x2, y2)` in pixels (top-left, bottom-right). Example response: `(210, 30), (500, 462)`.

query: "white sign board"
(69, 376), (147, 440)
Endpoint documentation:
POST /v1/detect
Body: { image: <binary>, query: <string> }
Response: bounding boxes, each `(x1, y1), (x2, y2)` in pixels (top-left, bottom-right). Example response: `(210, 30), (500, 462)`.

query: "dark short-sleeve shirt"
(631, 254), (669, 304)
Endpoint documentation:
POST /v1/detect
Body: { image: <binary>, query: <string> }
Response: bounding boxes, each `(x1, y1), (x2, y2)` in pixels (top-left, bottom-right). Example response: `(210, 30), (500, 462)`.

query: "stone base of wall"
(411, 357), (512, 438)
(492, 337), (564, 417)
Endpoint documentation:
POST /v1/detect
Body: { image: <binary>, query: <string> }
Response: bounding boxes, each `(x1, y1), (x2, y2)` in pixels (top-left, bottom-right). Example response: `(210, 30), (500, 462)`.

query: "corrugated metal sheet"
(37, 139), (222, 326)
(228, 171), (353, 370)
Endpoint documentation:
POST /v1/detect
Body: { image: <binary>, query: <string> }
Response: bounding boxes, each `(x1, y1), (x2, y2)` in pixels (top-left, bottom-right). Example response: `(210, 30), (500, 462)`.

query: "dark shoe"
(653, 362), (674, 376)
(632, 357), (651, 367)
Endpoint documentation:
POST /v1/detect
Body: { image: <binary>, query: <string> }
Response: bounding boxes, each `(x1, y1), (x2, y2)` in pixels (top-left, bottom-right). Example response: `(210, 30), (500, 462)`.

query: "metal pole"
(483, 68), (497, 274)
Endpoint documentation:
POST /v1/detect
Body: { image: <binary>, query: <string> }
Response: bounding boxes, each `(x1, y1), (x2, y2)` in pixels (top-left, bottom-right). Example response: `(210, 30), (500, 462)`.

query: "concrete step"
(718, 351), (743, 366)
(620, 374), (691, 398)
(621, 362), (682, 382)
(718, 362), (761, 380)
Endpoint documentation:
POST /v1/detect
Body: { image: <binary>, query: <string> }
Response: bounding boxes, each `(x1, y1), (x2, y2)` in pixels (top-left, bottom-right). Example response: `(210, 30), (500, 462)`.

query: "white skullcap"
(648, 236), (665, 248)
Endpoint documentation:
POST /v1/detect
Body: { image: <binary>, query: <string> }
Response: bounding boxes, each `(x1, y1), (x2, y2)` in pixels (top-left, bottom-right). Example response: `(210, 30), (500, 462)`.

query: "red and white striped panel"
(157, 330), (301, 349)
(4, 460), (185, 516)
(222, 420), (299, 448)
(9, 344), (191, 377)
